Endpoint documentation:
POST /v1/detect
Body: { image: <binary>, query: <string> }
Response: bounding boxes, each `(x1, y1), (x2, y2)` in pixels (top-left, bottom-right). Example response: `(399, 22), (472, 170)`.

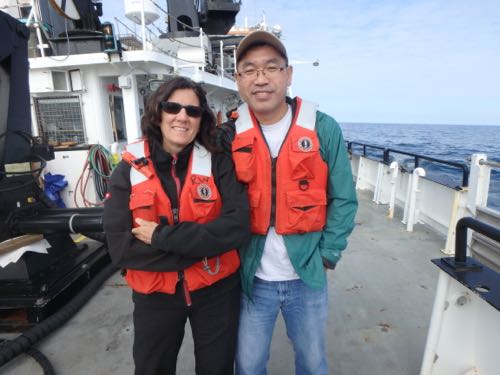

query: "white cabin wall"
(119, 74), (142, 142)
(80, 71), (114, 146)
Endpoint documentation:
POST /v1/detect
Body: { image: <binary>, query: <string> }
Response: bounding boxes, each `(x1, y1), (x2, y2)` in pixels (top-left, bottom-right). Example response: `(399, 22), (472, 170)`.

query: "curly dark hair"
(141, 76), (219, 153)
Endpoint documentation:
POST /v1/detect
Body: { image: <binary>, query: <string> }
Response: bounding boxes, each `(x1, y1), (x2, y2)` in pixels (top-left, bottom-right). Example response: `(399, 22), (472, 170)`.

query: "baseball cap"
(235, 30), (288, 63)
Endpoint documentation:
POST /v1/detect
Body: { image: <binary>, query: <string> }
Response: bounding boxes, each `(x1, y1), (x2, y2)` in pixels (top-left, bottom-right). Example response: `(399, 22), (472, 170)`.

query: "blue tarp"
(44, 173), (68, 208)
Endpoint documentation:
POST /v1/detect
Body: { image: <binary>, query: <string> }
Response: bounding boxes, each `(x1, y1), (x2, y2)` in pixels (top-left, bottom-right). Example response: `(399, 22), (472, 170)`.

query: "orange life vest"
(231, 97), (328, 235)
(122, 139), (240, 295)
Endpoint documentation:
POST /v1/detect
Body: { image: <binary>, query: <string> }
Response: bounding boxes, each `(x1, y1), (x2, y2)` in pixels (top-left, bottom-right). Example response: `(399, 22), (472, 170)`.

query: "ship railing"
(347, 141), (469, 187)
(479, 159), (500, 168)
(114, 1), (236, 84)
(346, 141), (498, 257)
(468, 155), (500, 273)
(420, 217), (500, 375)
(114, 17), (152, 51)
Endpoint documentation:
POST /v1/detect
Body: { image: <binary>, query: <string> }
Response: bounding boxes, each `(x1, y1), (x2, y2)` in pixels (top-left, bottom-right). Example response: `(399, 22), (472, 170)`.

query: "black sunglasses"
(160, 101), (204, 118)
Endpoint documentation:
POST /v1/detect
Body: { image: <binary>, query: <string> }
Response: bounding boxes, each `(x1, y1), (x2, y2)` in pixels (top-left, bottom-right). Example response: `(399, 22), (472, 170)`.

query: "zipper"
(178, 271), (192, 307)
(171, 155), (191, 306)
(171, 156), (181, 224)
(255, 108), (294, 229)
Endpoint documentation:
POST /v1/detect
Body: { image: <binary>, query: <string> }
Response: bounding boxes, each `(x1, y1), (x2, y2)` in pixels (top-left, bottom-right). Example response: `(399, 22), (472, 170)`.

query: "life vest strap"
(122, 151), (153, 178)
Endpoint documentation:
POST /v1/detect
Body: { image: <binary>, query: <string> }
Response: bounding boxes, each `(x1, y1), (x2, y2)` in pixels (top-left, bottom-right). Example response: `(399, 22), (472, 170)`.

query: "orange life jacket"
(231, 97), (328, 235)
(122, 139), (240, 295)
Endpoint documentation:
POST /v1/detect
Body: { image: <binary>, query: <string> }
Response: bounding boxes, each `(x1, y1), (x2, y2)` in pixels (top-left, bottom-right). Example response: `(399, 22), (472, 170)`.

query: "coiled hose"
(0, 339), (55, 375)
(0, 263), (118, 369)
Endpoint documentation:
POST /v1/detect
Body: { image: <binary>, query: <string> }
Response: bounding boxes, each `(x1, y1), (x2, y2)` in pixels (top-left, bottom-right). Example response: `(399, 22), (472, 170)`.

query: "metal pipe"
(141, 0), (146, 51)
(16, 214), (103, 234)
(479, 159), (500, 168)
(455, 217), (500, 263)
(220, 40), (224, 85)
(199, 27), (204, 72)
(37, 208), (103, 216)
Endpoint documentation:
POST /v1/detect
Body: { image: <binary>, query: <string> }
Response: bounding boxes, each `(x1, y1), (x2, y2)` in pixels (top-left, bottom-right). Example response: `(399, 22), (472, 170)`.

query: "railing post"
(403, 167), (426, 231)
(467, 153), (490, 216)
(387, 161), (399, 219)
(199, 27), (205, 73)
(28, 3), (47, 57)
(373, 163), (384, 204)
(219, 40), (224, 85)
(141, 0), (147, 51)
(233, 48), (237, 72)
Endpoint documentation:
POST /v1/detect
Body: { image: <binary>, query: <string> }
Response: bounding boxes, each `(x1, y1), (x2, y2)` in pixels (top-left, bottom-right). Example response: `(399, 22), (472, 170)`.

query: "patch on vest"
(298, 136), (313, 152)
(197, 184), (213, 200)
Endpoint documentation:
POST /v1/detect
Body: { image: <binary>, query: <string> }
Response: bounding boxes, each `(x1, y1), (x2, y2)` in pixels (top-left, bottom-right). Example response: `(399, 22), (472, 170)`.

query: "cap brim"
(236, 30), (287, 63)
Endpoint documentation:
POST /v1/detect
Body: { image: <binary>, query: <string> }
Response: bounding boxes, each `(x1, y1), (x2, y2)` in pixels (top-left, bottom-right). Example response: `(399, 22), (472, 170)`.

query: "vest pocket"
(284, 189), (327, 233)
(190, 200), (218, 223)
(248, 190), (265, 233)
(289, 134), (320, 180)
(129, 191), (157, 224)
(189, 184), (218, 223)
(232, 135), (256, 183)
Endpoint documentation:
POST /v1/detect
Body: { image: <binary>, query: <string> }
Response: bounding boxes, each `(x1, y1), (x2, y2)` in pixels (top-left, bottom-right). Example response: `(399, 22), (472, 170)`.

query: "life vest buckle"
(133, 157), (149, 166)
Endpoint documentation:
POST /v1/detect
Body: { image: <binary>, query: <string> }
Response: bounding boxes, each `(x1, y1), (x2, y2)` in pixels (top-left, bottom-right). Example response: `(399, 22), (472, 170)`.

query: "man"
(226, 30), (358, 375)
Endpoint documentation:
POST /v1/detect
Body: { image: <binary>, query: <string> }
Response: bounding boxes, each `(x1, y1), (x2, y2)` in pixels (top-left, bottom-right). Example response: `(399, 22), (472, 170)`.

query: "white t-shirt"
(255, 105), (300, 281)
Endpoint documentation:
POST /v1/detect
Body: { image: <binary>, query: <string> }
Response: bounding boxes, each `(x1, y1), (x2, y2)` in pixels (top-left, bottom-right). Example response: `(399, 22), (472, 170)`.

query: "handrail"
(455, 217), (500, 264)
(346, 141), (470, 187)
(479, 159), (500, 168)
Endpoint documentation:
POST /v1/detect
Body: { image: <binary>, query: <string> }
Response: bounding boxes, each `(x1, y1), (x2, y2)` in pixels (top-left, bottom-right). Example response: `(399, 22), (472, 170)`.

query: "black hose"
(0, 339), (55, 375)
(25, 346), (56, 375)
(0, 263), (118, 368)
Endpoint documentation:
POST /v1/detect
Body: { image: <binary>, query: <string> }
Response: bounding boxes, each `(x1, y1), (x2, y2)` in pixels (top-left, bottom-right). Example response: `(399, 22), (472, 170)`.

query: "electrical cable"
(73, 145), (114, 207)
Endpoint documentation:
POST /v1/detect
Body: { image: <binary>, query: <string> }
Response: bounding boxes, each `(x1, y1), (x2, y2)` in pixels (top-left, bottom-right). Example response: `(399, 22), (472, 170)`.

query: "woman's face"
(159, 88), (202, 155)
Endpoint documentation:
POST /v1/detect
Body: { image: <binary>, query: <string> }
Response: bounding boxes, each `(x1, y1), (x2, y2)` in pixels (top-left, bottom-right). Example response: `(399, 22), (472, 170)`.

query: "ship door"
(109, 95), (127, 142)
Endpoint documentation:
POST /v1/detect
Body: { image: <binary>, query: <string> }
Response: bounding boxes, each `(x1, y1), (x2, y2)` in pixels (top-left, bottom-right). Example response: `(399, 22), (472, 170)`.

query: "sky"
(104, 0), (500, 126)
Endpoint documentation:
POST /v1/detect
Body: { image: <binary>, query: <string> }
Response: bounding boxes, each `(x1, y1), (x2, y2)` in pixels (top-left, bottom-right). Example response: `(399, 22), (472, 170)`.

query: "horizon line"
(339, 121), (500, 127)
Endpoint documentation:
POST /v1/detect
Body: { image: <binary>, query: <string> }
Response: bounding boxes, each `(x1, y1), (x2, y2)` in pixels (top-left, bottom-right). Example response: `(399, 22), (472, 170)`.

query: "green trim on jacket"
(238, 106), (358, 297)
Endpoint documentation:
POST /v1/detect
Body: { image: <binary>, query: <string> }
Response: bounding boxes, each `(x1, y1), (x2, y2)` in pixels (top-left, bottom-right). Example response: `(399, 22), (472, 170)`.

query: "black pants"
(132, 272), (240, 375)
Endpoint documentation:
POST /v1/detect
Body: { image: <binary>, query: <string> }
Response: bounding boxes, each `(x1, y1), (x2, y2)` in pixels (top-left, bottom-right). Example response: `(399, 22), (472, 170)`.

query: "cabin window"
(34, 96), (86, 145)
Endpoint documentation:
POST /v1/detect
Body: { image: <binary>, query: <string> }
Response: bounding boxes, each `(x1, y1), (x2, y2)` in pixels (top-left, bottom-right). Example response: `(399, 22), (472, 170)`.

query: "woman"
(104, 77), (250, 375)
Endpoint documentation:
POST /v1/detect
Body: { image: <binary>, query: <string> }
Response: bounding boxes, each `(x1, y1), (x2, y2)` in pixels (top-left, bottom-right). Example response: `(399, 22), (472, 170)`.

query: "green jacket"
(238, 99), (358, 297)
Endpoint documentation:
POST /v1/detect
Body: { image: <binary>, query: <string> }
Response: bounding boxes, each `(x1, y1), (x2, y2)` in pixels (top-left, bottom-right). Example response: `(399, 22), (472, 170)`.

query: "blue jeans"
(235, 277), (328, 375)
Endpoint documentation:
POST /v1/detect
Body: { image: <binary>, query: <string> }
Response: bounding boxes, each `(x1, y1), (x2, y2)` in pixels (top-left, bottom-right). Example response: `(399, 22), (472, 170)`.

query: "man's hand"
(131, 218), (158, 245)
(215, 121), (236, 153)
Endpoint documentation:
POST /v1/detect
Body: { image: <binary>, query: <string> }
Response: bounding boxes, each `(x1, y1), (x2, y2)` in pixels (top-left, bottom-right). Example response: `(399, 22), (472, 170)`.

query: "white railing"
(351, 152), (499, 256)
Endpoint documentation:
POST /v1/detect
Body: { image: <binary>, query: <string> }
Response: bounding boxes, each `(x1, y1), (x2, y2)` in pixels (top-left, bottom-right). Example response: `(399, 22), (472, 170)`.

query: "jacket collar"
(149, 138), (193, 171)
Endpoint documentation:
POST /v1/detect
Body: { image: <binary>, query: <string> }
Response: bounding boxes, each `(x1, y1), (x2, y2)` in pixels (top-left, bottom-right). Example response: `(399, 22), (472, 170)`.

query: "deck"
(0, 190), (446, 375)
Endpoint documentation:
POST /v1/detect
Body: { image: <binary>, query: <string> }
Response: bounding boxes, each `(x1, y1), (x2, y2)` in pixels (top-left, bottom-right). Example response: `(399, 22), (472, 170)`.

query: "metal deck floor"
(0, 190), (445, 375)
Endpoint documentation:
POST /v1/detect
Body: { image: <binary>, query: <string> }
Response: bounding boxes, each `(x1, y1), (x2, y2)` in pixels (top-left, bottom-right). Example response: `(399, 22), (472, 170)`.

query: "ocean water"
(339, 123), (500, 210)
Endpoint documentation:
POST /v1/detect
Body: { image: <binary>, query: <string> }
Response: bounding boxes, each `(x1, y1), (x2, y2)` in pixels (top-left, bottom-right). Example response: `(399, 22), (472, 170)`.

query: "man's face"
(235, 45), (293, 124)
